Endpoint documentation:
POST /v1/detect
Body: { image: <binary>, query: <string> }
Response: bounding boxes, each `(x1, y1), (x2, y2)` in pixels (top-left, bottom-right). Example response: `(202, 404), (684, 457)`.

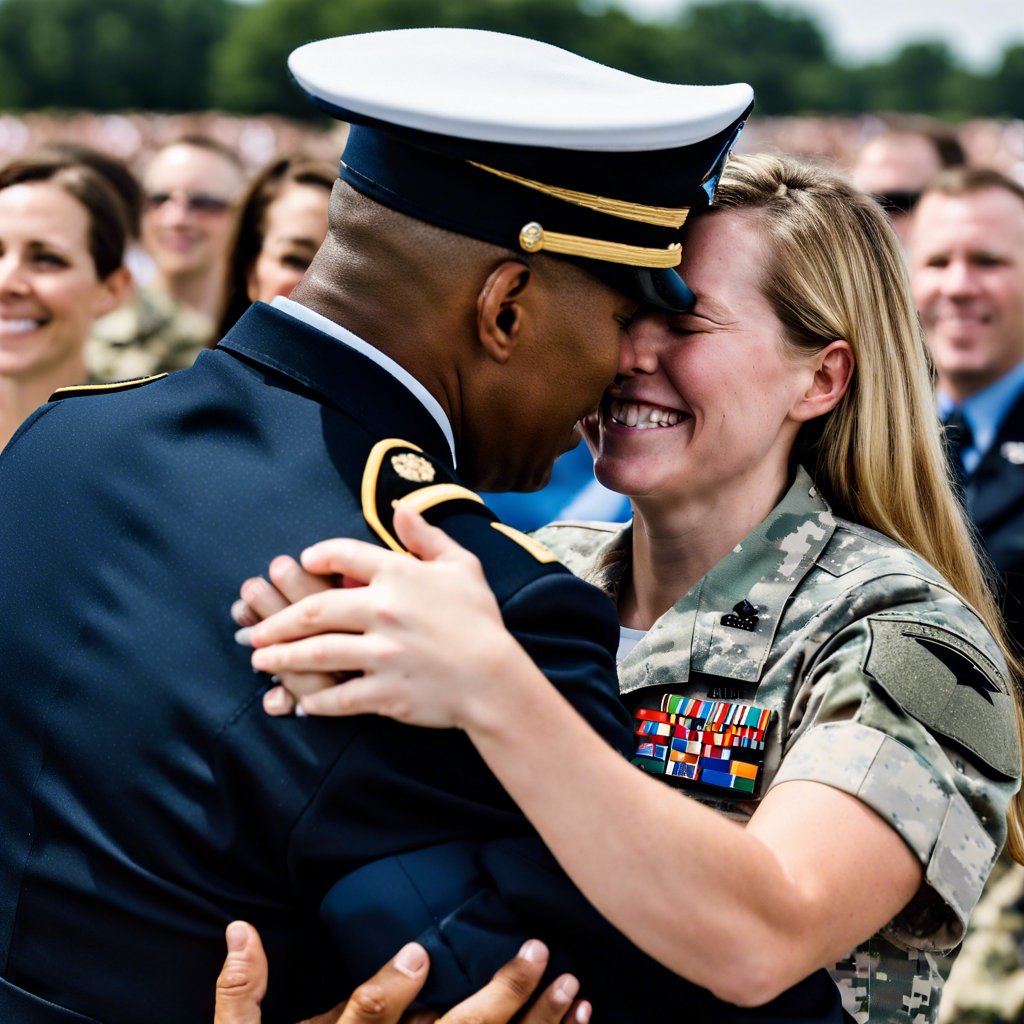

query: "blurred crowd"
(1, 109), (1022, 183)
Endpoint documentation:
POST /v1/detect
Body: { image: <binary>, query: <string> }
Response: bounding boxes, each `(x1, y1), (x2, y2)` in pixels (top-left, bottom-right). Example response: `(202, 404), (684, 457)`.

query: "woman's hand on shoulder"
(213, 921), (590, 1024)
(238, 506), (529, 728)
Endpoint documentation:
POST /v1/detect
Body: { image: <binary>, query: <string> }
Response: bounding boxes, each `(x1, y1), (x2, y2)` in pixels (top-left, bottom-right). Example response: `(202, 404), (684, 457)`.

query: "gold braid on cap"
(469, 160), (687, 268)
(468, 161), (690, 228)
(519, 222), (681, 268)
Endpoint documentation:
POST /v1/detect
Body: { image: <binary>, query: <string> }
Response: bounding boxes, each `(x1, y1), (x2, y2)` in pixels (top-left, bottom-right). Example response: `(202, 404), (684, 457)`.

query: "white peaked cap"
(289, 28), (753, 152)
(287, 28), (754, 312)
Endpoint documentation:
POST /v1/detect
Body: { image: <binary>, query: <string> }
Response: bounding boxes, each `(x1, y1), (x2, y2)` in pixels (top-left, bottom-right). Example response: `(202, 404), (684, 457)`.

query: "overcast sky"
(604, 0), (1023, 69)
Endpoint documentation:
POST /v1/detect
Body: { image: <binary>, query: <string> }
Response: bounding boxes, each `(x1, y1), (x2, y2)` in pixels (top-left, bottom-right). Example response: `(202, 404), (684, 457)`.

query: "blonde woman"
(242, 156), (1023, 1022)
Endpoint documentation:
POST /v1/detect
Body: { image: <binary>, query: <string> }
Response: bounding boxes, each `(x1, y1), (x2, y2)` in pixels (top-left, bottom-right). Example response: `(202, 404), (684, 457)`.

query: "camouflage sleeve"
(769, 593), (1021, 952)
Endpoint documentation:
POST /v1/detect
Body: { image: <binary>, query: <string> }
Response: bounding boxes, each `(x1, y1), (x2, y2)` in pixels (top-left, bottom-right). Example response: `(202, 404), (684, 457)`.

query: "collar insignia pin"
(391, 453), (436, 483)
(721, 599), (759, 632)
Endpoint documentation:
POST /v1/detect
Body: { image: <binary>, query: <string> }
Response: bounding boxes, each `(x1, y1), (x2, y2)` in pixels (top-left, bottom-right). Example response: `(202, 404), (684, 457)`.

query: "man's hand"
(214, 921), (426, 1024)
(240, 507), (524, 726)
(233, 555), (338, 716)
(213, 921), (591, 1024)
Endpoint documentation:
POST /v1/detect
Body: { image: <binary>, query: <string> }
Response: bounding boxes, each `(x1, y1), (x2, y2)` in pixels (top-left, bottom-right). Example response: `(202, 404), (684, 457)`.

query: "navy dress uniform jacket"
(0, 304), (844, 1023)
(961, 389), (1024, 647)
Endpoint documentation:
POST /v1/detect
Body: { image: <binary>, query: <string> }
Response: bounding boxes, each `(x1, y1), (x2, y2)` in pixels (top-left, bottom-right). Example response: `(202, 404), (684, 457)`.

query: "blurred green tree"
(861, 40), (959, 115)
(0, 0), (234, 110)
(0, 0), (1019, 120)
(209, 0), (656, 116)
(660, 0), (831, 113)
(989, 43), (1024, 117)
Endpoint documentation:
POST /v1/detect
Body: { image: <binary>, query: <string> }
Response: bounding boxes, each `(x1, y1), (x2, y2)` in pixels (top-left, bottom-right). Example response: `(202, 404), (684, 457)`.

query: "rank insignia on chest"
(631, 695), (774, 797)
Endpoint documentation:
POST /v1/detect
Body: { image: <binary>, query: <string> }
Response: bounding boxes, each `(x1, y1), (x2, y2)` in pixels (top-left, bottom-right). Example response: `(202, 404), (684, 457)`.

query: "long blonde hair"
(713, 154), (1024, 862)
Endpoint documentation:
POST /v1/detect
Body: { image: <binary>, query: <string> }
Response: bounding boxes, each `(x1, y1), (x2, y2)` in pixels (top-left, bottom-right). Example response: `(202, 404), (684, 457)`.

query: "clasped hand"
(234, 504), (528, 727)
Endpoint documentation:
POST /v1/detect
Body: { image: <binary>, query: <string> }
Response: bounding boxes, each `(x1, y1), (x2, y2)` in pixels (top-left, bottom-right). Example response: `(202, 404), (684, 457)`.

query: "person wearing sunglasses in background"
(851, 116), (966, 249)
(90, 134), (246, 382)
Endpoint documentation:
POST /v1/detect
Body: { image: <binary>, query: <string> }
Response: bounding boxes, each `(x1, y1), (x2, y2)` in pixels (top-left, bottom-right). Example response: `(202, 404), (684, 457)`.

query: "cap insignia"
(391, 452), (436, 483)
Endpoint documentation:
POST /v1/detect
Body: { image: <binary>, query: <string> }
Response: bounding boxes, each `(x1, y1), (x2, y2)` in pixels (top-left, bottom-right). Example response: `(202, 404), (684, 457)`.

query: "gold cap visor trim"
(519, 221), (681, 268)
(469, 160), (690, 228)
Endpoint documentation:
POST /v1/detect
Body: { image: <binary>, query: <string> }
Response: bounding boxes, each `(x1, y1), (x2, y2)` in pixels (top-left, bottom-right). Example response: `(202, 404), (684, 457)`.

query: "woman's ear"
(476, 260), (530, 364)
(792, 339), (854, 422)
(93, 266), (133, 319)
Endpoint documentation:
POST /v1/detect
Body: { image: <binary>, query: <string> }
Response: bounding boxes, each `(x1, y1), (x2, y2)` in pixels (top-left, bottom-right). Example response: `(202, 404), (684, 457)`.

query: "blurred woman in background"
(215, 154), (334, 339)
(0, 153), (130, 449)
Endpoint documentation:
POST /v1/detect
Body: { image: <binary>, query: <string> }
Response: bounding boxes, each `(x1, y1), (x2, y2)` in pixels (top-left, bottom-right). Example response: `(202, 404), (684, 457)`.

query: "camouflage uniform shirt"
(534, 467), (1021, 1024)
(86, 286), (212, 384)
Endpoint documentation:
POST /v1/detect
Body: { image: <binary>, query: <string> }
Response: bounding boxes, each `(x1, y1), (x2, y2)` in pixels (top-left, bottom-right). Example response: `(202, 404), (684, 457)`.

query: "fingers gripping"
(237, 558), (339, 714)
(333, 943), (429, 1024)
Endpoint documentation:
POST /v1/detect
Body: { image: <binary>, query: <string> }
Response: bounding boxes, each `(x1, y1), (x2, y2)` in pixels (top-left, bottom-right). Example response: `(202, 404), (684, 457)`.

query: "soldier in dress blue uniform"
(0, 28), (851, 1024)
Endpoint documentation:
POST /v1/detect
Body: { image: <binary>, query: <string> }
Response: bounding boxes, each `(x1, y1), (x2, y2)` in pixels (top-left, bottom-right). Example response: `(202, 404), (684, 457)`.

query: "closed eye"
(615, 306), (640, 330)
(33, 251), (69, 269)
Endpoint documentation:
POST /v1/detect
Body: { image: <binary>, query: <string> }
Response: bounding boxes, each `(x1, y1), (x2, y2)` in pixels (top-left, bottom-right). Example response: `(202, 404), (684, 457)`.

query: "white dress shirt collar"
(271, 296), (456, 466)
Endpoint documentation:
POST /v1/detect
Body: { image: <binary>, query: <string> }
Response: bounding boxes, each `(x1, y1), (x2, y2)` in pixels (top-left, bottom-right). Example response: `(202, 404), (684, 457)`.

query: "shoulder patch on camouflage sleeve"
(362, 438), (492, 553)
(866, 618), (1019, 778)
(50, 373), (168, 401)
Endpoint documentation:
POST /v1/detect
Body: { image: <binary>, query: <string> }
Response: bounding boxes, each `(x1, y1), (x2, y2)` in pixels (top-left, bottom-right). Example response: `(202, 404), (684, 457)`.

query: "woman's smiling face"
(584, 210), (813, 506)
(0, 180), (116, 381)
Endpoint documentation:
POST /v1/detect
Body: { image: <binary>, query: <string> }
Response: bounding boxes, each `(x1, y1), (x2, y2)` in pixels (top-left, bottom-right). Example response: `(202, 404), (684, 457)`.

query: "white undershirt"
(271, 295), (457, 466)
(617, 625), (647, 663)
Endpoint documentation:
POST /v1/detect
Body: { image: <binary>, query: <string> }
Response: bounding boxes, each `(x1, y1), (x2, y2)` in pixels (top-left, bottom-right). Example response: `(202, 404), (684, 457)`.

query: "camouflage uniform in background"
(939, 851), (1024, 1024)
(86, 286), (213, 384)
(534, 466), (1021, 1024)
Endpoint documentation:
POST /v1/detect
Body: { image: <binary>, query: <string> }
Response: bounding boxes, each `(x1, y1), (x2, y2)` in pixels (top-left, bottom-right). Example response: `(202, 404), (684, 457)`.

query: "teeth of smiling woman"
(0, 319), (41, 335)
(610, 399), (684, 429)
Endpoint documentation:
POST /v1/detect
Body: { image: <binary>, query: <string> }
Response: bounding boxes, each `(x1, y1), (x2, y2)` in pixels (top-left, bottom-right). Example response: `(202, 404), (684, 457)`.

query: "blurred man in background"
(910, 165), (1024, 1024)
(853, 117), (965, 247)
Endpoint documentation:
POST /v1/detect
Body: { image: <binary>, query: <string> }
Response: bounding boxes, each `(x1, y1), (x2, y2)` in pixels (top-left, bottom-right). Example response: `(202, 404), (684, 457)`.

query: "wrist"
(459, 632), (539, 737)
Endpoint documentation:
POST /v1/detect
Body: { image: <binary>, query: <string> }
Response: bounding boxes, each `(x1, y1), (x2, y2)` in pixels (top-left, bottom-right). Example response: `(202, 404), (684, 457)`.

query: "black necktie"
(944, 407), (973, 483)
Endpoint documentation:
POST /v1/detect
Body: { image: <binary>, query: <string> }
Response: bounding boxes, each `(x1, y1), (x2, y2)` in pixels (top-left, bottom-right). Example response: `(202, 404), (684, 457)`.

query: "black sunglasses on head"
(872, 190), (921, 214)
